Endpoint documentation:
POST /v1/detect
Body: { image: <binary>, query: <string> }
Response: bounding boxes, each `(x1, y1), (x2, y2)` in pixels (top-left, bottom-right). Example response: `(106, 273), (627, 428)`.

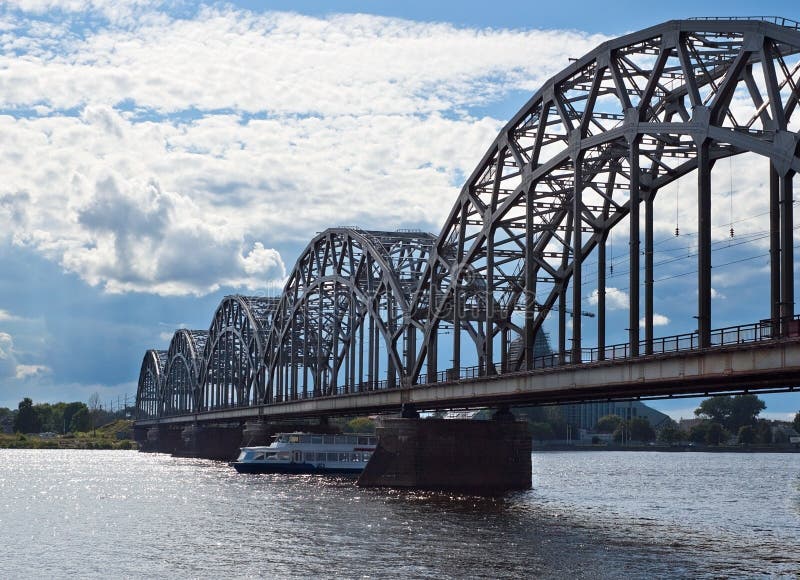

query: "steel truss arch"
(163, 329), (208, 416)
(410, 18), (800, 383)
(199, 295), (279, 411)
(263, 228), (435, 402)
(135, 349), (167, 419)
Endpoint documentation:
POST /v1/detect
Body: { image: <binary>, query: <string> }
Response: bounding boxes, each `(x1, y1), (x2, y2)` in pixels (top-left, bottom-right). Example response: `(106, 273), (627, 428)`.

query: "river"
(0, 449), (798, 578)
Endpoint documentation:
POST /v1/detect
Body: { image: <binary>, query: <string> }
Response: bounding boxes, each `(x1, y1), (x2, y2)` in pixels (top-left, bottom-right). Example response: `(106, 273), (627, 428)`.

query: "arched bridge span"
(136, 18), (800, 422)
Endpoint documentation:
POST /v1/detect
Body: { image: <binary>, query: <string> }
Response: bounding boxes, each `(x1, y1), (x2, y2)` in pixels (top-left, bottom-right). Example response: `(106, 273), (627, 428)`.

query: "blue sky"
(0, 0), (798, 421)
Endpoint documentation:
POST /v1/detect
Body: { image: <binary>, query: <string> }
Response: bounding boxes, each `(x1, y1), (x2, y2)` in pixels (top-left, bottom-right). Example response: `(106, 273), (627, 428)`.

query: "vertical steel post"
(367, 313), (375, 389)
(558, 287), (567, 362)
(597, 232), (606, 361)
(358, 315), (364, 390)
(629, 140), (641, 356)
(452, 283), (461, 371)
(525, 187), (536, 369)
(406, 325), (416, 380)
(770, 163), (781, 334)
(290, 317), (298, 398)
(427, 328), (438, 382)
(572, 157), (583, 363)
(697, 140), (712, 348)
(486, 222), (495, 374)
(644, 194), (654, 354)
(781, 172), (795, 327)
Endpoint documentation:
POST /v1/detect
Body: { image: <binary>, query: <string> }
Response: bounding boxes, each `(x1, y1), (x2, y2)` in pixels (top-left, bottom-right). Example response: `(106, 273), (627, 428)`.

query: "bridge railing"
(413, 316), (800, 387)
(192, 318), (800, 407)
(687, 15), (800, 30)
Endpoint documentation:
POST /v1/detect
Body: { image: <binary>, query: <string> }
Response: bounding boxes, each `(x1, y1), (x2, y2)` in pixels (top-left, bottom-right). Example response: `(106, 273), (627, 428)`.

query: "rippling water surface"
(1, 449), (798, 578)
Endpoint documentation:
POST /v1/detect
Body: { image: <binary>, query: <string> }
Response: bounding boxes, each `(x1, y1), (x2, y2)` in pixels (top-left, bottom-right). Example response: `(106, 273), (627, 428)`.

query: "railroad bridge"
(134, 18), (800, 490)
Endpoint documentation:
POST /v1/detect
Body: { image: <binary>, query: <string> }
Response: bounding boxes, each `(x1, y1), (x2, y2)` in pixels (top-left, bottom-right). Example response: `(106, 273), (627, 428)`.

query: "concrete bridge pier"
(140, 424), (184, 455)
(242, 420), (271, 446)
(176, 423), (245, 460)
(357, 415), (532, 492)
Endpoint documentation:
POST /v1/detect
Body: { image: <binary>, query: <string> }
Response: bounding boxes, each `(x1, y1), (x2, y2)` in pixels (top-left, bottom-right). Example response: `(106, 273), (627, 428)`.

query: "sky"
(0, 0), (799, 422)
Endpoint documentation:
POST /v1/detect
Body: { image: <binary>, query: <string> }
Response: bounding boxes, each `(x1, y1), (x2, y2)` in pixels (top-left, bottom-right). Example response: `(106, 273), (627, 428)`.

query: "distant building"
(561, 400), (671, 431)
(677, 417), (704, 432)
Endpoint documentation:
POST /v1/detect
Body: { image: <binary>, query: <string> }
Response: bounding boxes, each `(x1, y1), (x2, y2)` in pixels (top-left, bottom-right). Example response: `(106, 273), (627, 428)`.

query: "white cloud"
(0, 309), (20, 321)
(0, 7), (607, 297)
(710, 287), (726, 300)
(640, 313), (670, 328)
(0, 331), (49, 380)
(588, 287), (629, 310)
(15, 364), (50, 379)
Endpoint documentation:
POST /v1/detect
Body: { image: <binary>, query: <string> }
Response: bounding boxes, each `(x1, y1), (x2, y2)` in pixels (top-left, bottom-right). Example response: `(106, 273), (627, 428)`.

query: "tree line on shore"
(2, 393), (799, 447)
(0, 395), (133, 435)
(520, 395), (800, 446)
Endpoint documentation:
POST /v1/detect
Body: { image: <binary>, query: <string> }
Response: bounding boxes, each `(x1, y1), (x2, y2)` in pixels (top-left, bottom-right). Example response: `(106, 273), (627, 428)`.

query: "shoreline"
(534, 444), (800, 453)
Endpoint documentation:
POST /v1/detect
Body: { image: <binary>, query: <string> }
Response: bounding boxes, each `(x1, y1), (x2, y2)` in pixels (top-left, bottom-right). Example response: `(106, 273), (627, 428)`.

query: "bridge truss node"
(263, 228), (436, 403)
(199, 295), (279, 410)
(135, 349), (167, 420)
(162, 329), (208, 416)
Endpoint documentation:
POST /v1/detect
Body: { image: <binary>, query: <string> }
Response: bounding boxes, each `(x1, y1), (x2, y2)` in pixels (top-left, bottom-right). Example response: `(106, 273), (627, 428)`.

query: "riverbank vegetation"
(507, 395), (800, 450)
(0, 396), (137, 450)
(0, 419), (137, 450)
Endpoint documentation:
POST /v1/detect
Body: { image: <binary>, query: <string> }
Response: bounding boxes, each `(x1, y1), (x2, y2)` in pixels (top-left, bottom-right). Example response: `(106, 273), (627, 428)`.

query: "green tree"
(738, 425), (756, 445)
(688, 422), (710, 444)
(69, 407), (91, 432)
(695, 395), (765, 432)
(0, 407), (14, 434)
(596, 414), (624, 434)
(63, 402), (88, 433)
(705, 422), (725, 445)
(612, 423), (628, 444)
(628, 417), (655, 442)
(658, 423), (683, 445)
(88, 392), (101, 435)
(344, 417), (375, 433)
(756, 421), (773, 444)
(34, 403), (55, 433)
(729, 395), (766, 430)
(13, 398), (41, 433)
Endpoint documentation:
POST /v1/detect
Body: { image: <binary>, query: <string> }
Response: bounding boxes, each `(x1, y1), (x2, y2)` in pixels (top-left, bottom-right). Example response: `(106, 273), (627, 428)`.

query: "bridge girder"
(162, 329), (208, 416)
(137, 18), (800, 421)
(263, 228), (436, 403)
(198, 295), (280, 411)
(409, 18), (800, 383)
(135, 349), (167, 420)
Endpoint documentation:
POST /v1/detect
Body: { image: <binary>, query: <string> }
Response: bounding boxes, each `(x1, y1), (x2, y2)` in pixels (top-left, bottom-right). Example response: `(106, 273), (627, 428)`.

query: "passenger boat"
(230, 432), (377, 474)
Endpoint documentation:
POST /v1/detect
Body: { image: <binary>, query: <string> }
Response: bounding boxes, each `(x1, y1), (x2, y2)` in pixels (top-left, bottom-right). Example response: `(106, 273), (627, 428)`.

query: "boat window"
(357, 436), (369, 445)
(277, 452), (290, 460)
(323, 435), (335, 445)
(289, 435), (300, 443)
(363, 451), (372, 461)
(344, 435), (356, 445)
(299, 435), (311, 443)
(311, 436), (323, 444)
(276, 435), (288, 443)
(253, 452), (265, 461)
(350, 453), (359, 462)
(265, 452), (277, 459)
(326, 452), (338, 462)
(236, 451), (247, 461)
(304, 452), (315, 462)
(316, 452), (326, 462)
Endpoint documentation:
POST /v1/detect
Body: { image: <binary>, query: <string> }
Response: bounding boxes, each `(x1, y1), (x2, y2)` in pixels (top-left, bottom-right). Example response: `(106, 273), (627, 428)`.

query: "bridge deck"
(135, 337), (800, 426)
